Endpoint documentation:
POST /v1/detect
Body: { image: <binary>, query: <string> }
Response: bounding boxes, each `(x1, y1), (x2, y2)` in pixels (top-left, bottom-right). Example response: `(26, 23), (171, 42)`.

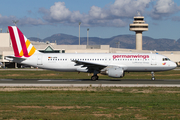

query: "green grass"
(0, 69), (179, 80)
(0, 70), (180, 119)
(0, 87), (180, 119)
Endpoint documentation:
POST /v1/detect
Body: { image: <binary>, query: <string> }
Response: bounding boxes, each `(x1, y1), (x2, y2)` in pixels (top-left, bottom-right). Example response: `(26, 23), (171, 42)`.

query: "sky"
(1, 0), (180, 40)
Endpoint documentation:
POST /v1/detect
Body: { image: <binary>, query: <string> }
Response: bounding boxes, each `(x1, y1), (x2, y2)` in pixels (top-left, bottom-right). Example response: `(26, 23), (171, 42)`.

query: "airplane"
(5, 26), (177, 81)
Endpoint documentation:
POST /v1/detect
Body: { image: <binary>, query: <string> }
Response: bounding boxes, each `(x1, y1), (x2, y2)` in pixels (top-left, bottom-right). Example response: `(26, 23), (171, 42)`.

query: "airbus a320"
(5, 26), (177, 81)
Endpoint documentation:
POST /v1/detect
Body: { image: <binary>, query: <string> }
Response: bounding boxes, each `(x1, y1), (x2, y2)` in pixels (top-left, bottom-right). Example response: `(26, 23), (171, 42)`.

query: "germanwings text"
(113, 55), (149, 59)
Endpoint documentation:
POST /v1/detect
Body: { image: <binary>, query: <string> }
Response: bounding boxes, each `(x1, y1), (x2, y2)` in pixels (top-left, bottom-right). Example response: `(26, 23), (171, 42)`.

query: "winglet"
(8, 26), (38, 57)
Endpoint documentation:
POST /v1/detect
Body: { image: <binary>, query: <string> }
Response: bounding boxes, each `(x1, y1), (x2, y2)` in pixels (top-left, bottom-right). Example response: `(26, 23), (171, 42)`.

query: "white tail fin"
(8, 26), (39, 57)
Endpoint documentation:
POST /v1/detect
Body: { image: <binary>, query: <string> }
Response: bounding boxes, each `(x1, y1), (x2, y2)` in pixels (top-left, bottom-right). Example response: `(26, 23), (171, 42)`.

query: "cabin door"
(151, 54), (157, 65)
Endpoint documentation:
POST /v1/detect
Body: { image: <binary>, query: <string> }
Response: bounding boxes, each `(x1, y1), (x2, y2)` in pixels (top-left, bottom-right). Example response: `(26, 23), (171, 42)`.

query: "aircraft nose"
(171, 62), (177, 69)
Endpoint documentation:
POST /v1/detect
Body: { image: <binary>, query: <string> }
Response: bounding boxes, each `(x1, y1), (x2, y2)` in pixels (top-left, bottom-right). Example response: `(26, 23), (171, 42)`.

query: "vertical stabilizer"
(8, 26), (38, 57)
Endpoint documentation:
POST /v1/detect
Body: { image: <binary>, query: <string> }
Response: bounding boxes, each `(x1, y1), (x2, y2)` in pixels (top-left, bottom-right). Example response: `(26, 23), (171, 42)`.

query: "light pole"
(12, 20), (19, 26)
(118, 41), (120, 48)
(87, 28), (89, 45)
(12, 20), (19, 69)
(79, 22), (81, 45)
(116, 41), (120, 48)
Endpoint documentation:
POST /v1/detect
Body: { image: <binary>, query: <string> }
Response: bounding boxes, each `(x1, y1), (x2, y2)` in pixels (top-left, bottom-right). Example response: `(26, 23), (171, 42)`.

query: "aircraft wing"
(72, 60), (107, 72)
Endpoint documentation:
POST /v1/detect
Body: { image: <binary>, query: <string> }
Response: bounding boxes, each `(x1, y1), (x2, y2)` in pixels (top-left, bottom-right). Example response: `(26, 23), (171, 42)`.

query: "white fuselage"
(7, 26), (177, 80)
(13, 53), (177, 72)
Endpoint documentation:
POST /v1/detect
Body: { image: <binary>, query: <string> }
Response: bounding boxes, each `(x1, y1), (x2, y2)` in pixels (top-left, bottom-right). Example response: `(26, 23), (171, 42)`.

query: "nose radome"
(172, 62), (177, 68)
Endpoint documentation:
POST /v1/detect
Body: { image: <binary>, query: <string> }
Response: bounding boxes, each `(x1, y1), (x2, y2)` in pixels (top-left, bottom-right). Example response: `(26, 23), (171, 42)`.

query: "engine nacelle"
(107, 67), (124, 78)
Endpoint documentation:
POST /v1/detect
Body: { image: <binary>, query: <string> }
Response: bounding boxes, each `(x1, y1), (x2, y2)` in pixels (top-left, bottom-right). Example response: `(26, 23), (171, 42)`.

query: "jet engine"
(106, 67), (124, 78)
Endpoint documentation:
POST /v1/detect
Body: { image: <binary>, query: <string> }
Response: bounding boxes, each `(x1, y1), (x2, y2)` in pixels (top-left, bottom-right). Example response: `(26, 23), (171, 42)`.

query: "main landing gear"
(91, 70), (99, 81)
(151, 71), (155, 81)
(91, 75), (99, 81)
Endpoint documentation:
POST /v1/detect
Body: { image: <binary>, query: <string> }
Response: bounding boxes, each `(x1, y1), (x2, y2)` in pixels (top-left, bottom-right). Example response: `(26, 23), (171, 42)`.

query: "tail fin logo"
(8, 26), (36, 57)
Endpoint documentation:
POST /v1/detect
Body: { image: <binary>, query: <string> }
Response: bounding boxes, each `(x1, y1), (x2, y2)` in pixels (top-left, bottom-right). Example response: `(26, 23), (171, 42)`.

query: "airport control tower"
(129, 12), (148, 50)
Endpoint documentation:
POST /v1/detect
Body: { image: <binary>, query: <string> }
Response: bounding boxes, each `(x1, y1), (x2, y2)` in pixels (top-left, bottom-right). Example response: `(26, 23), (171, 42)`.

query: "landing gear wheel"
(91, 75), (98, 81)
(151, 77), (155, 81)
(151, 72), (155, 81)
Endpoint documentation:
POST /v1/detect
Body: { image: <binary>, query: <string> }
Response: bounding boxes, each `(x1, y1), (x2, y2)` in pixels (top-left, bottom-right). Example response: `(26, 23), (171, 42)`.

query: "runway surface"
(0, 79), (180, 87)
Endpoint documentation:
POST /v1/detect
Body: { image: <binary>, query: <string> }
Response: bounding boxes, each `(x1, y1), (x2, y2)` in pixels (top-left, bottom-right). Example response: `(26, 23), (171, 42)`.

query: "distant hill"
(29, 34), (180, 51)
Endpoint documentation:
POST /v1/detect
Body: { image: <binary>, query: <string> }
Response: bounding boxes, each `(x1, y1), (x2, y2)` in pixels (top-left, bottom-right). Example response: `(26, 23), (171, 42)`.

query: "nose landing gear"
(151, 71), (155, 81)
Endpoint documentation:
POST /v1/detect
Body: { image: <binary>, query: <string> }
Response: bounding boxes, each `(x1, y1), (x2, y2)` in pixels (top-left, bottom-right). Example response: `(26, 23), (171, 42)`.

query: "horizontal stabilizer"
(5, 55), (27, 61)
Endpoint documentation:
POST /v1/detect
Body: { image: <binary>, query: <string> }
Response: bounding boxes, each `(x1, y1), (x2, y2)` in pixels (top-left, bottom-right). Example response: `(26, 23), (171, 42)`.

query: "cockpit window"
(163, 58), (170, 61)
